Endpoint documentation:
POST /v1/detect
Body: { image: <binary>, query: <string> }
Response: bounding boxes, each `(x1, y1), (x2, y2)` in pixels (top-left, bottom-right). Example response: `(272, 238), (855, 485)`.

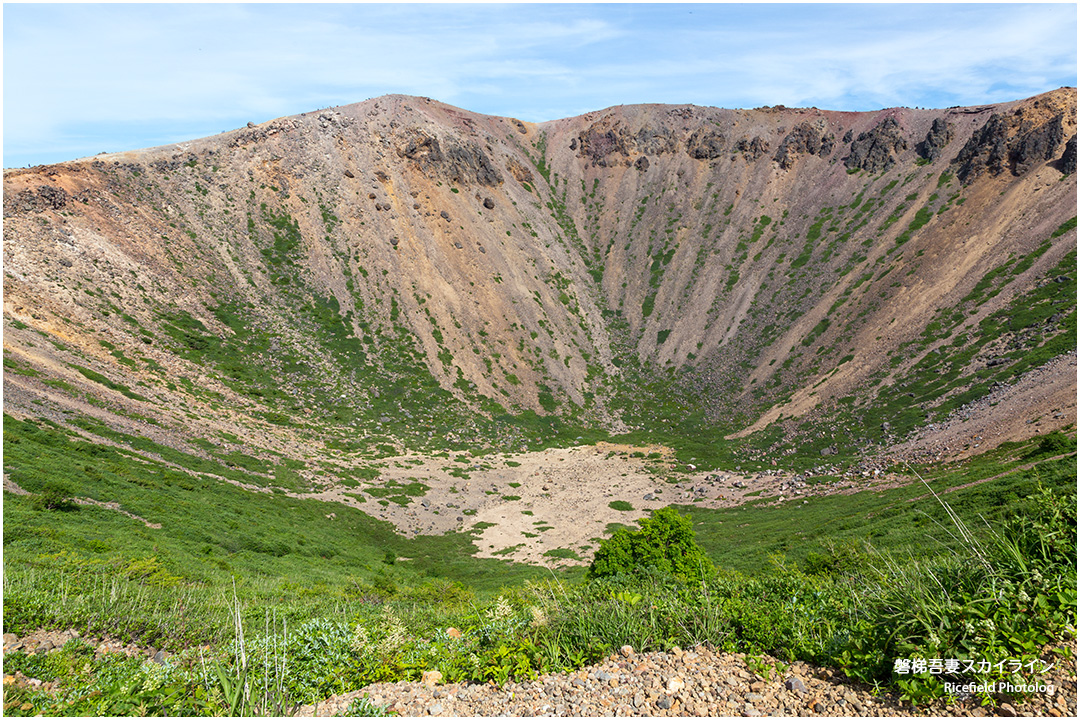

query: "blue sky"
(4, 3), (1077, 168)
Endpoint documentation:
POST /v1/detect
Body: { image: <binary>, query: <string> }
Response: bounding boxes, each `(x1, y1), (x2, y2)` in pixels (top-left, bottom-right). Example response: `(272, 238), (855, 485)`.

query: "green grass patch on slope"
(3, 418), (1073, 714)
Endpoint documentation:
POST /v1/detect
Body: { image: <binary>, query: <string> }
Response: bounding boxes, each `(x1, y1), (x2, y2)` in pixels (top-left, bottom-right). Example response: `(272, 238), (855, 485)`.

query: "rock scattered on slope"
(297, 644), (1076, 718)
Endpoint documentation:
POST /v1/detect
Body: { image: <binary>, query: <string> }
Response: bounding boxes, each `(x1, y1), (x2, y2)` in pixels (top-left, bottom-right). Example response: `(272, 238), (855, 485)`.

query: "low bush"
(589, 507), (715, 582)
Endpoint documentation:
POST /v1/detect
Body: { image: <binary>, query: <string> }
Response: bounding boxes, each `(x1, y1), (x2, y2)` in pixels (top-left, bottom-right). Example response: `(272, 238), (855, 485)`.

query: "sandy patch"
(291, 442), (917, 567)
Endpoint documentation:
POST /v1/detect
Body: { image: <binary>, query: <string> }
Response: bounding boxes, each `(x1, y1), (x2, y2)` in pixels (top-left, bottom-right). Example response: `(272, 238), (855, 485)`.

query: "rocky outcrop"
(734, 136), (770, 162)
(576, 121), (633, 167)
(843, 117), (907, 173)
(916, 118), (953, 161)
(445, 141), (502, 186)
(398, 130), (443, 163)
(227, 119), (302, 148)
(953, 111), (1067, 183)
(774, 122), (834, 170)
(575, 122), (680, 166)
(505, 157), (535, 185)
(397, 129), (502, 186)
(1012, 114), (1064, 175)
(686, 128), (726, 160)
(1057, 134), (1077, 174)
(635, 126), (678, 156)
(953, 113), (1010, 182)
(3, 184), (69, 216)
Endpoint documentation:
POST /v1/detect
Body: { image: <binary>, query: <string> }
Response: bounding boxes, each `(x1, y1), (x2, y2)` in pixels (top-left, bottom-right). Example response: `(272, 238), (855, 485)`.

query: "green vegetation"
(70, 365), (149, 402)
(2, 405), (1075, 715)
(590, 507), (715, 581)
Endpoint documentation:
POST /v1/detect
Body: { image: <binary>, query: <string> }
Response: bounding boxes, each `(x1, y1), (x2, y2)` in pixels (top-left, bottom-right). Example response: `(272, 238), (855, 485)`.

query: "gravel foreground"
(3, 631), (1074, 717)
(298, 644), (1076, 718)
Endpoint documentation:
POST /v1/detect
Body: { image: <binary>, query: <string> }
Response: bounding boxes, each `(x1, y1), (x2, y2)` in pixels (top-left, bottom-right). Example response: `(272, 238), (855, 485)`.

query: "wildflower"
(485, 595), (513, 622)
(1018, 589), (1030, 604)
(529, 605), (548, 628)
(376, 608), (408, 656)
(350, 625), (371, 653)
(140, 662), (170, 693)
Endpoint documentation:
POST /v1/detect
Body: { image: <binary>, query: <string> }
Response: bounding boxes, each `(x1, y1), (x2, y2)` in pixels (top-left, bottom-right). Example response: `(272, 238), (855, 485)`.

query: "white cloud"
(3, 3), (1075, 167)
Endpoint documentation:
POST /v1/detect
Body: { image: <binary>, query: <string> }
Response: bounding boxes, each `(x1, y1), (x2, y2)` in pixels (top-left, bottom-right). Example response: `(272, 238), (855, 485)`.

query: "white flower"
(485, 595), (513, 622)
(376, 608), (409, 655)
(140, 662), (170, 693)
(529, 605), (548, 628)
(350, 625), (371, 653)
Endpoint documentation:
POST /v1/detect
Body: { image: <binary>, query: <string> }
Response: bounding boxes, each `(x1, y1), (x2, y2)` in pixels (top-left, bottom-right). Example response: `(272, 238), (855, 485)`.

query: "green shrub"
(1024, 430), (1075, 459)
(32, 481), (79, 512)
(589, 507), (715, 581)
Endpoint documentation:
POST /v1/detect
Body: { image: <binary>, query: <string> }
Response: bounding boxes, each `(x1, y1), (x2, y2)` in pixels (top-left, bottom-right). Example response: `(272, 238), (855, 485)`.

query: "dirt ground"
(282, 349), (1076, 568)
(286, 441), (899, 567)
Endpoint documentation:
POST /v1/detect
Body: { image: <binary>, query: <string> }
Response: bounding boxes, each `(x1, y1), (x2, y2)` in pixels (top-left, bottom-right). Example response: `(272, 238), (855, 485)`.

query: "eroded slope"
(3, 89), (1076, 483)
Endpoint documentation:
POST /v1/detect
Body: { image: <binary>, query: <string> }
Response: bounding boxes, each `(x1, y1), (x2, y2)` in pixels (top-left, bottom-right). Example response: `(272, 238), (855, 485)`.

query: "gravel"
(6, 631), (1072, 717)
(296, 643), (1077, 717)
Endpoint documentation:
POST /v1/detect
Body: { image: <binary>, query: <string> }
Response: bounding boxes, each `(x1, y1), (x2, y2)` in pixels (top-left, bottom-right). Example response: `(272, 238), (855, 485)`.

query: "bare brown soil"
(285, 442), (913, 567)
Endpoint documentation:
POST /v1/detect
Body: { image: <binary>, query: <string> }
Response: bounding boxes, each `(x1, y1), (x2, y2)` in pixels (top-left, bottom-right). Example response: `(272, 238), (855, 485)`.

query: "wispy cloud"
(3, 3), (1075, 167)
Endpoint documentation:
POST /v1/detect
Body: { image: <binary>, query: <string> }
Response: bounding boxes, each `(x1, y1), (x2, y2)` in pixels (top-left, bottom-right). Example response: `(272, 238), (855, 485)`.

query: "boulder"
(781, 677), (807, 695)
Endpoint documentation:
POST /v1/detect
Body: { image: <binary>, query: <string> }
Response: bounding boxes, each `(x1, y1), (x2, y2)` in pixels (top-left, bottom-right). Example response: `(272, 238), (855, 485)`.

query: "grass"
(2, 413), (554, 650)
(70, 365), (149, 402)
(4, 439), (1072, 715)
(688, 442), (1075, 574)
